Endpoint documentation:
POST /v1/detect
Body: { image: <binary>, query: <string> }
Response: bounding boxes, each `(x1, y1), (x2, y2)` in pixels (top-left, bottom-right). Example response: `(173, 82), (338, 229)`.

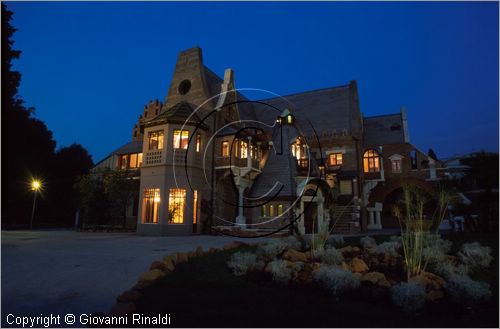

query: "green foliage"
(445, 274), (491, 305)
(457, 242), (493, 271)
(227, 252), (264, 276)
(313, 266), (360, 300)
(394, 184), (454, 279)
(390, 282), (426, 313)
(103, 169), (139, 227)
(256, 239), (288, 260)
(321, 247), (344, 265)
(268, 260), (293, 284)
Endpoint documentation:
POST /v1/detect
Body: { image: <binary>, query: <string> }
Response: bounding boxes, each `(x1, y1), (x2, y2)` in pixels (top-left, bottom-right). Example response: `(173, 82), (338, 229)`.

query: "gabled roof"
(363, 113), (405, 146)
(111, 140), (143, 155)
(252, 84), (360, 138)
(146, 101), (208, 129)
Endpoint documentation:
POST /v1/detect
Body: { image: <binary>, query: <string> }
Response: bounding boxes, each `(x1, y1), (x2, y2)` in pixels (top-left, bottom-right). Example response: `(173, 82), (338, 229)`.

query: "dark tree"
(47, 144), (94, 226)
(1, 4), (94, 228)
(427, 148), (438, 161)
(103, 169), (139, 228)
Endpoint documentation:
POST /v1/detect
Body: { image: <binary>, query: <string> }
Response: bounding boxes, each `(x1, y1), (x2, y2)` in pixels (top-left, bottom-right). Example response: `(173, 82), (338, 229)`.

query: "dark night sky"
(7, 1), (499, 163)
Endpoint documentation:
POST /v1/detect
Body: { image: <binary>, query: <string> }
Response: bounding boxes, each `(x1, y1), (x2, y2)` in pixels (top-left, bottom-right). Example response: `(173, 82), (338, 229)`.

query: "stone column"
(247, 137), (252, 168)
(375, 211), (382, 229)
(368, 210), (375, 227)
(235, 185), (246, 226)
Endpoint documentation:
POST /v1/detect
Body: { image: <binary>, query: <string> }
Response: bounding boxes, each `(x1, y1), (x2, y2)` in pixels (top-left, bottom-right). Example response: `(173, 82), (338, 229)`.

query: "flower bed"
(226, 235), (493, 312)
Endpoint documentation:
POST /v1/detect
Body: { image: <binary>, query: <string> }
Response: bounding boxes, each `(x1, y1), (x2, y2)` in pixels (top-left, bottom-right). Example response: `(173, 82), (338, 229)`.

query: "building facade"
(95, 47), (446, 235)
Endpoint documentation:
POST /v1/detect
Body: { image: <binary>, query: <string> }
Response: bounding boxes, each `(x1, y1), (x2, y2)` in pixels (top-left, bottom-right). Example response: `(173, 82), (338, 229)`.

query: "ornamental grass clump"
(390, 282), (426, 313)
(394, 185), (454, 280)
(313, 266), (360, 300)
(227, 252), (264, 276)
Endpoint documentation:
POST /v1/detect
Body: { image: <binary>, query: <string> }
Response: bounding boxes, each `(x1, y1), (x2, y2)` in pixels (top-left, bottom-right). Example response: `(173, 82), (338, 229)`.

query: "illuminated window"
(234, 140), (239, 158)
(287, 114), (294, 124)
(222, 141), (229, 157)
(142, 188), (160, 224)
(119, 155), (128, 169)
(240, 140), (248, 159)
(363, 149), (380, 173)
(137, 153), (143, 167)
(130, 154), (137, 168)
(392, 159), (402, 173)
(278, 204), (283, 216)
(148, 131), (164, 150)
(193, 190), (199, 224)
(328, 153), (343, 166)
(168, 188), (186, 224)
(292, 137), (306, 159)
(339, 180), (353, 195)
(261, 205), (267, 217)
(269, 205), (275, 217)
(173, 130), (189, 149)
(196, 134), (201, 152)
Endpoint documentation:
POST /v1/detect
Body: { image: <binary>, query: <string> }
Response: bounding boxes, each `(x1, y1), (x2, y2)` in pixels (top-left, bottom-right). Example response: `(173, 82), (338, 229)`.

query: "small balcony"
(215, 156), (260, 170)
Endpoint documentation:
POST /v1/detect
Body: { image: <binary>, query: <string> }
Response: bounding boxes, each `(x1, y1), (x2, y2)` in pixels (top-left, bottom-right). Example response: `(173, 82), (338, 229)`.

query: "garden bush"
(313, 266), (360, 299)
(390, 282), (426, 313)
(457, 242), (493, 271)
(360, 236), (377, 249)
(445, 274), (491, 305)
(327, 235), (345, 248)
(321, 247), (344, 265)
(282, 235), (302, 251)
(376, 241), (400, 257)
(268, 259), (293, 284)
(227, 252), (264, 276)
(257, 238), (288, 260)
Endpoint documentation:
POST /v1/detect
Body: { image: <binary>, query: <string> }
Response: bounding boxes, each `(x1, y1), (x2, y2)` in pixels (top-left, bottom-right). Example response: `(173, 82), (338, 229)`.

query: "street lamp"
(30, 179), (42, 230)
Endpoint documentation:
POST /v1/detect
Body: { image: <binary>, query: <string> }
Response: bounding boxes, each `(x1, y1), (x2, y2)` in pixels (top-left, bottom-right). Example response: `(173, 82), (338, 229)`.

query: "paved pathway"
(1, 230), (258, 325)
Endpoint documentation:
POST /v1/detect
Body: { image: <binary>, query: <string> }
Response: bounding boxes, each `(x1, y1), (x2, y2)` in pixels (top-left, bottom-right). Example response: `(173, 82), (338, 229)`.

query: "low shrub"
(445, 274), (491, 305)
(313, 266), (360, 299)
(282, 235), (302, 251)
(376, 241), (400, 257)
(268, 259), (293, 284)
(327, 235), (345, 248)
(430, 260), (468, 279)
(360, 236), (377, 249)
(227, 252), (264, 276)
(257, 238), (288, 260)
(390, 282), (426, 313)
(322, 247), (344, 265)
(457, 242), (493, 271)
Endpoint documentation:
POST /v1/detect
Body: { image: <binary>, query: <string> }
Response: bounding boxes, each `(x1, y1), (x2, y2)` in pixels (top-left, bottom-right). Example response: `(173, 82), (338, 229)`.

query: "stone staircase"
(330, 204), (361, 234)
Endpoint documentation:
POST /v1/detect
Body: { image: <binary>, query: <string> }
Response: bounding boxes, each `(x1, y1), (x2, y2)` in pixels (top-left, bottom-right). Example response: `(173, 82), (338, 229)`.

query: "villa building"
(94, 47), (446, 235)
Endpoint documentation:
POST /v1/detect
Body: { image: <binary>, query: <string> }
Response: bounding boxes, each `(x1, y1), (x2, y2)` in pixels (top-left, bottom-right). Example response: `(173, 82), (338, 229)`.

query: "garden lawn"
(132, 233), (499, 328)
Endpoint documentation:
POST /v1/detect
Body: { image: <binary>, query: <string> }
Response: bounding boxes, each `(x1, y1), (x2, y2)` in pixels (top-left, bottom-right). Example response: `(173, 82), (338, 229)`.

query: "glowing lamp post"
(30, 179), (42, 230)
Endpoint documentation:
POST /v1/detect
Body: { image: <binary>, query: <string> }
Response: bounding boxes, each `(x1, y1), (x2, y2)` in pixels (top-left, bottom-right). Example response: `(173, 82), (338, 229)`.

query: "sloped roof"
(363, 113), (405, 146)
(253, 85), (359, 137)
(146, 101), (207, 128)
(111, 140), (143, 155)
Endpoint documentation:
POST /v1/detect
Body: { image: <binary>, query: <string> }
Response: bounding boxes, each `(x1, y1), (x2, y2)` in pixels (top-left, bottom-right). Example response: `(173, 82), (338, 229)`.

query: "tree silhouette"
(1, 4), (93, 228)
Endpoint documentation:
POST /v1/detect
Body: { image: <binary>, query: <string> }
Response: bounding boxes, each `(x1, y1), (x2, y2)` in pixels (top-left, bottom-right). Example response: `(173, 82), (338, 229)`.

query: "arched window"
(363, 149), (381, 173)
